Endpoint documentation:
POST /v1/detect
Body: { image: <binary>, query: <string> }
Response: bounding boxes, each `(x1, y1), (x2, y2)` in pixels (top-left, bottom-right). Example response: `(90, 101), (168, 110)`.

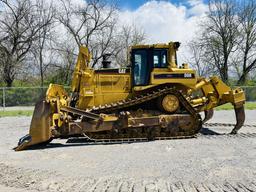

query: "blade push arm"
(188, 76), (245, 133)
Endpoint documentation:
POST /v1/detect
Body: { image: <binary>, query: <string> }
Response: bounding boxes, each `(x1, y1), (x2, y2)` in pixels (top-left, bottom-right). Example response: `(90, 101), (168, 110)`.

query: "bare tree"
(0, 47), (6, 84)
(114, 24), (146, 67)
(0, 0), (53, 87)
(57, 0), (118, 68)
(198, 0), (256, 85)
(187, 40), (216, 77)
(50, 40), (77, 85)
(200, 0), (239, 83)
(236, 0), (256, 85)
(30, 0), (55, 87)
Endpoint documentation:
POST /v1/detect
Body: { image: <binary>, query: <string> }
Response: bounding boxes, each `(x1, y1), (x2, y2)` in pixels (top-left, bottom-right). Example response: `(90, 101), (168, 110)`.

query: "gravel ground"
(0, 110), (256, 192)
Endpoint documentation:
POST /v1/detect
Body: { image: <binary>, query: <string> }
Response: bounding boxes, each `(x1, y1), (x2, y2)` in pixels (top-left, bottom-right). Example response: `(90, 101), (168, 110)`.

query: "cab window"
(153, 49), (167, 68)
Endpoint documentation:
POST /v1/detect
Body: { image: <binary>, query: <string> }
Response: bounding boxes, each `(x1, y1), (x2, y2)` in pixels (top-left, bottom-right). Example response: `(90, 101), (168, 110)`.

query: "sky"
(116, 0), (208, 10)
(115, 0), (209, 62)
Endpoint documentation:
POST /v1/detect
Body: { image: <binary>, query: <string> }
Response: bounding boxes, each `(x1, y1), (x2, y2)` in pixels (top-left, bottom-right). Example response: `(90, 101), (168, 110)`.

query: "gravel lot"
(0, 110), (256, 192)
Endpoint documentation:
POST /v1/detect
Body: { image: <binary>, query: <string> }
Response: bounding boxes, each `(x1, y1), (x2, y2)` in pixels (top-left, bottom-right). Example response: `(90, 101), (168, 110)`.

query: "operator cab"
(131, 42), (180, 86)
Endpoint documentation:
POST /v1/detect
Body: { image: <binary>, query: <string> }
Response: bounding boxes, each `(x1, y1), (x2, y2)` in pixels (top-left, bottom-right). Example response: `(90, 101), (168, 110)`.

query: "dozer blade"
(15, 100), (52, 151)
(230, 105), (245, 134)
(202, 109), (214, 123)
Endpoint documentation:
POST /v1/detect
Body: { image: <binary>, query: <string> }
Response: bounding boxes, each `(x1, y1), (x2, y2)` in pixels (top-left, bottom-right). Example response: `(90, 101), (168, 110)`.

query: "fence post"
(2, 87), (5, 111)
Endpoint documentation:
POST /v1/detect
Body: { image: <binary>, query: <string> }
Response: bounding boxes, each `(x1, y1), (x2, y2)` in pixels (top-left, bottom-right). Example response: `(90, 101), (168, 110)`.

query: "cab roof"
(130, 41), (180, 50)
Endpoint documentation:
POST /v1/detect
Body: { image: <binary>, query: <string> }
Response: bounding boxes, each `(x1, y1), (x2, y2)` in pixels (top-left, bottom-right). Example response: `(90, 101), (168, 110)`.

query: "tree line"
(188, 0), (256, 85)
(0, 0), (145, 87)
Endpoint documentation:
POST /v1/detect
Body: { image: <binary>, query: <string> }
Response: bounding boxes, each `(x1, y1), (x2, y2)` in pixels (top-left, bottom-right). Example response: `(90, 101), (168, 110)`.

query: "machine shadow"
(19, 139), (148, 151)
(17, 127), (223, 151)
(200, 127), (222, 135)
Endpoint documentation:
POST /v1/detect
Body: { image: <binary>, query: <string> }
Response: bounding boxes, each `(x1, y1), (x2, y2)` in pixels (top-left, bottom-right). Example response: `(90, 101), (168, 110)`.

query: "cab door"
(131, 49), (151, 86)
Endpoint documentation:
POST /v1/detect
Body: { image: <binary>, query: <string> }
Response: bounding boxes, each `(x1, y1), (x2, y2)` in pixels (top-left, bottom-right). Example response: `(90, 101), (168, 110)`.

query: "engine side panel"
(77, 68), (131, 109)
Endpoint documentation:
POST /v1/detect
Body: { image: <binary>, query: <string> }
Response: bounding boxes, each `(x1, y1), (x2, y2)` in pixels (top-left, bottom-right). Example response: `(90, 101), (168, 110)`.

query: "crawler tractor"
(15, 42), (245, 151)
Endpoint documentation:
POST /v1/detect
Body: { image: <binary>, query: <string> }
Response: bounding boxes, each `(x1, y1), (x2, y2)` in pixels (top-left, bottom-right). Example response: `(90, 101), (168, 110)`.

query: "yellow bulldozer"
(15, 42), (245, 151)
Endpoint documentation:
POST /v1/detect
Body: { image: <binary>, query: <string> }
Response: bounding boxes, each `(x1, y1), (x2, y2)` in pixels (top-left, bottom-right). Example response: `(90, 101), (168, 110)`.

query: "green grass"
(216, 102), (256, 110)
(0, 110), (33, 117)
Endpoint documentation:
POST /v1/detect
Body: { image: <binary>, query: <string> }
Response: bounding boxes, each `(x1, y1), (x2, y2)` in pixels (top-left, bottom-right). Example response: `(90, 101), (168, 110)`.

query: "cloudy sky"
(56, 0), (209, 63)
(116, 0), (209, 62)
(117, 0), (208, 11)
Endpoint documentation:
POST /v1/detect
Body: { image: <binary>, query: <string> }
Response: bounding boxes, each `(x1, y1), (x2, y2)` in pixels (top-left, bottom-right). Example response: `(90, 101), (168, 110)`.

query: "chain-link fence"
(0, 87), (48, 110)
(0, 86), (255, 110)
(239, 86), (256, 101)
(0, 87), (71, 111)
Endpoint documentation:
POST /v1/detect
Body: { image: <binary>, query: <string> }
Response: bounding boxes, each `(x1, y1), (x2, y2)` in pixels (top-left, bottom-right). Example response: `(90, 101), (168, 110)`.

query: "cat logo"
(118, 68), (126, 74)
